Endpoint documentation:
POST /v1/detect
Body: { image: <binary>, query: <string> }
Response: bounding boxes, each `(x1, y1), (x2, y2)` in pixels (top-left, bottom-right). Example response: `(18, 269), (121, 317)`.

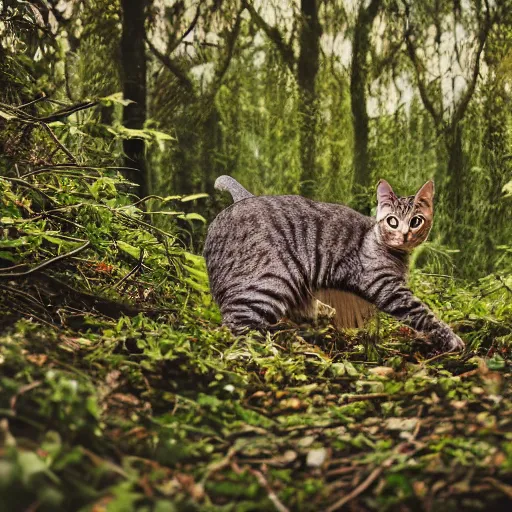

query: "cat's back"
(206, 195), (373, 249)
(212, 194), (361, 222)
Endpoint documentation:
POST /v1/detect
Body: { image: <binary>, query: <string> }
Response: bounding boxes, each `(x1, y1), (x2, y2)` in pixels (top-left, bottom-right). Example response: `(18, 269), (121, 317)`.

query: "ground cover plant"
(0, 98), (511, 511)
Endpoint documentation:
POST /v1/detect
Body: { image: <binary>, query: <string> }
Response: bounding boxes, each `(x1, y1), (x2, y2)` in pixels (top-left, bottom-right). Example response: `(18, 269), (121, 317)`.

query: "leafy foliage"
(0, 98), (511, 511)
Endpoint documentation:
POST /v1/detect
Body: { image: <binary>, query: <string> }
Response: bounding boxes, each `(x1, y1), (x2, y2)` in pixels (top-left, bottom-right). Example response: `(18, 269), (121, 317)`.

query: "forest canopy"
(0, 1), (511, 511)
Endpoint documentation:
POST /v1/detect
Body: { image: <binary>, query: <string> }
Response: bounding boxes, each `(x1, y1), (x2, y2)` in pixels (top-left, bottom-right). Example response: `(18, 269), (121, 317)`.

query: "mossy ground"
(0, 272), (511, 511)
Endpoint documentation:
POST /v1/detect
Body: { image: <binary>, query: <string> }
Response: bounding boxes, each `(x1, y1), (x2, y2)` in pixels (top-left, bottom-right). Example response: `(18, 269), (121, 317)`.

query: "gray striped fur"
(204, 177), (464, 352)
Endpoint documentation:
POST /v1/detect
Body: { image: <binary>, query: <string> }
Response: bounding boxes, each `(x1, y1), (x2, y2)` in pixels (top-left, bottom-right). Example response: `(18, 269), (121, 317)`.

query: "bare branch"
(39, 100), (98, 122)
(243, 0), (296, 72)
(403, 1), (444, 130)
(145, 36), (195, 94)
(0, 241), (90, 279)
(40, 122), (76, 162)
(2, 176), (57, 205)
(451, 3), (493, 127)
(168, 4), (202, 54)
(209, 9), (243, 98)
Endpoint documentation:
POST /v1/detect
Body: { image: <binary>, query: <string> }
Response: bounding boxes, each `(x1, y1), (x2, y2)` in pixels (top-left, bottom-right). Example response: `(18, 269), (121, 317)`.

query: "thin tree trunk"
(297, 0), (322, 198)
(120, 0), (148, 198)
(350, 0), (380, 201)
(446, 124), (465, 216)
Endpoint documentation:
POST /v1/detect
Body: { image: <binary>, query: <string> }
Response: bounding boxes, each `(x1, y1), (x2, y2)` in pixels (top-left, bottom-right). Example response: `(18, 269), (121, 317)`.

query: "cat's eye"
(409, 216), (424, 229)
(386, 216), (399, 229)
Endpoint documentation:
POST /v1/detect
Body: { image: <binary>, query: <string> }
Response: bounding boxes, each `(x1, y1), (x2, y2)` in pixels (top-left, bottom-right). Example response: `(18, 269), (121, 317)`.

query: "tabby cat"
(204, 175), (464, 352)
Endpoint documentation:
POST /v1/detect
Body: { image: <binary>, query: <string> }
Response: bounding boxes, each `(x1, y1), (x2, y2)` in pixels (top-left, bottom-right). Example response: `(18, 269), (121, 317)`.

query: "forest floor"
(0, 162), (511, 511)
(0, 273), (511, 512)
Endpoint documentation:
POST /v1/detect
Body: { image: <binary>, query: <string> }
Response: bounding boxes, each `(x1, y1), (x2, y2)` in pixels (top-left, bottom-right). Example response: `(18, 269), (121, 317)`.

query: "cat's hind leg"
(219, 286), (287, 335)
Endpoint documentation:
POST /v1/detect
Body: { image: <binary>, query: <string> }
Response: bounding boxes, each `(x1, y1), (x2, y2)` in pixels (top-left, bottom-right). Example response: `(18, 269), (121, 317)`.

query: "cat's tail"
(214, 175), (254, 203)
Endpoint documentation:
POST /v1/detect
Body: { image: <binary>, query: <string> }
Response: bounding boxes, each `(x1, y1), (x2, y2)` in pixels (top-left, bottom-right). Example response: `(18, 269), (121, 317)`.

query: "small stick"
(422, 351), (456, 365)
(39, 100), (98, 123)
(0, 241), (90, 278)
(40, 122), (76, 162)
(114, 250), (144, 289)
(18, 94), (47, 109)
(326, 459), (393, 512)
(249, 468), (290, 512)
(412, 404), (424, 439)
(2, 176), (56, 205)
(10, 381), (42, 411)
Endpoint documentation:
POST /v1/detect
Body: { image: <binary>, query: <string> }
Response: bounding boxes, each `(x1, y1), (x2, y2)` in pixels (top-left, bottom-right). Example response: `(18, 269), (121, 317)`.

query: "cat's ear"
(376, 179), (396, 221)
(414, 180), (434, 219)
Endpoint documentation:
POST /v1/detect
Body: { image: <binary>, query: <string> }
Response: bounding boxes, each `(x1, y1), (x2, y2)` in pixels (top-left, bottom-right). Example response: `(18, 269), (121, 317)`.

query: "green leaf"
(343, 361), (359, 377)
(98, 92), (134, 107)
(18, 452), (48, 484)
(144, 129), (174, 141)
(181, 193), (209, 202)
(89, 177), (118, 200)
(0, 237), (29, 248)
(178, 213), (206, 223)
(183, 252), (205, 266)
(43, 235), (66, 247)
(0, 251), (16, 261)
(487, 354), (505, 371)
(117, 241), (141, 259)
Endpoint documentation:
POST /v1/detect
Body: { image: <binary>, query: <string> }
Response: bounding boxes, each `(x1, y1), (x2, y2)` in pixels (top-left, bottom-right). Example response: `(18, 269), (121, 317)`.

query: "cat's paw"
(430, 326), (465, 352)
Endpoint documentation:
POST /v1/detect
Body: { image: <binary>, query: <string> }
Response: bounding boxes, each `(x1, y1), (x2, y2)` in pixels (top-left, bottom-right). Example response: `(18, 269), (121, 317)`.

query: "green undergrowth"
(1, 101), (511, 511)
(0, 277), (511, 512)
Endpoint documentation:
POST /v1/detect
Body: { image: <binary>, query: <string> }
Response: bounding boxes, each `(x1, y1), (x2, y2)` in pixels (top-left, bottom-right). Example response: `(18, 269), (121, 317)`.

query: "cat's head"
(375, 179), (434, 252)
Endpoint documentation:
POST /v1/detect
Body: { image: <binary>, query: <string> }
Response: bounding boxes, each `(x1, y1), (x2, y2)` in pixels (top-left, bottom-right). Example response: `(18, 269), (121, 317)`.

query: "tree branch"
(39, 100), (98, 122)
(209, 9), (243, 98)
(168, 4), (202, 54)
(145, 36), (195, 94)
(403, 1), (444, 131)
(0, 241), (90, 279)
(451, 2), (493, 127)
(243, 0), (296, 73)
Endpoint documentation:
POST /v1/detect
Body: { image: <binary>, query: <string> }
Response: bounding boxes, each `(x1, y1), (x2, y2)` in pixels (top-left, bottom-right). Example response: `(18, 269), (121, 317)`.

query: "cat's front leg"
(360, 277), (464, 352)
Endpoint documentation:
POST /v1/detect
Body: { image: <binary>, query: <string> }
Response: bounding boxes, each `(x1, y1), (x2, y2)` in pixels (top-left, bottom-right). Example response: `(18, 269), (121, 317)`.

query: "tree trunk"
(297, 0), (322, 198)
(120, 0), (148, 198)
(445, 124), (465, 218)
(350, 0), (380, 202)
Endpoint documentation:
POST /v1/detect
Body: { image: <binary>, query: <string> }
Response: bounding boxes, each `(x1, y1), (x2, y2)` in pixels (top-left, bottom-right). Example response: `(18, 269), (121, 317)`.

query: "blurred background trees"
(1, 0), (511, 277)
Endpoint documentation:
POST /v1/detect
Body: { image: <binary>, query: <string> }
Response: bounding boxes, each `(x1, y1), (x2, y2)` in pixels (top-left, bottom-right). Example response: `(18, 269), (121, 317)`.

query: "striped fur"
(204, 177), (464, 352)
